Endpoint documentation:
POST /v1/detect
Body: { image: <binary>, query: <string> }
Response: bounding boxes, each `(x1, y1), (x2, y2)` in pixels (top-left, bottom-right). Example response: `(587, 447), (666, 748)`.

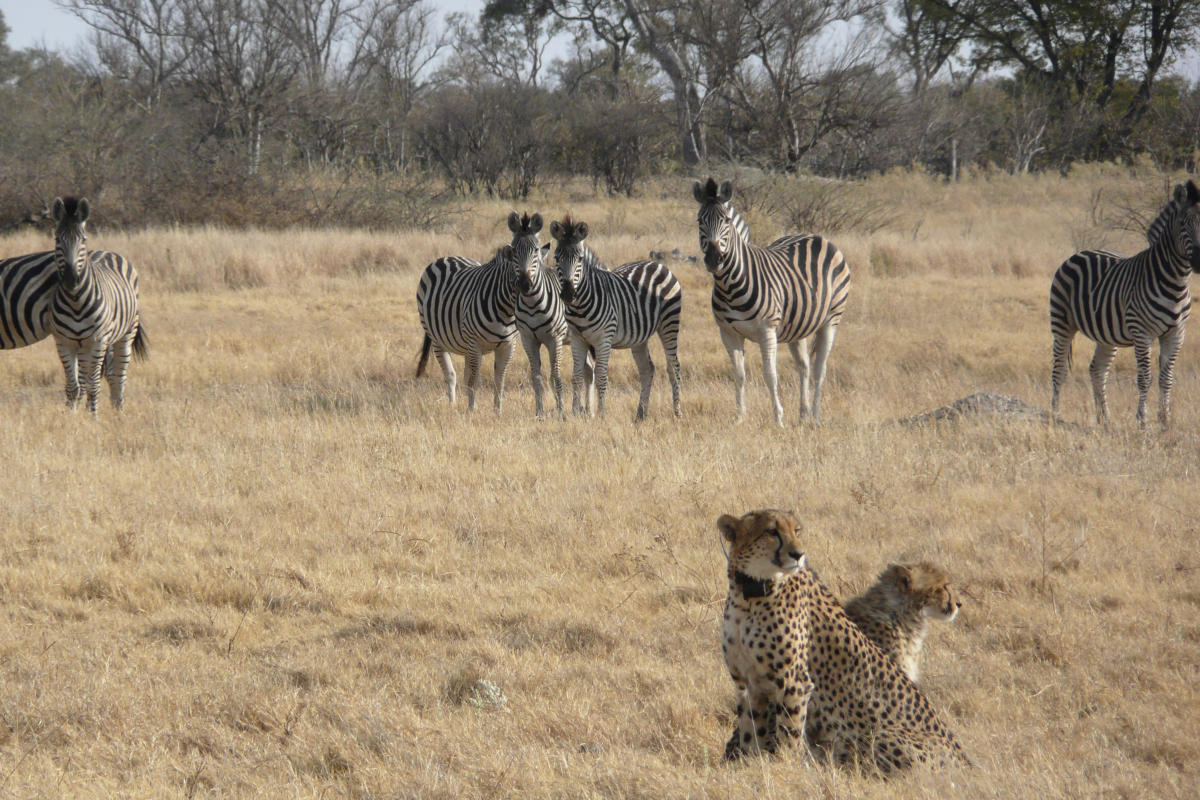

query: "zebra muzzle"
(561, 281), (575, 301)
(703, 245), (722, 270)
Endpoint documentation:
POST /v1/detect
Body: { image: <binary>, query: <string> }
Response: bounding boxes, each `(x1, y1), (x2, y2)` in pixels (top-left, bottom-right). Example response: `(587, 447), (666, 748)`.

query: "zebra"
(509, 210), (583, 418)
(692, 177), (850, 426)
(415, 227), (521, 412)
(1, 251), (57, 350)
(49, 197), (148, 414)
(1050, 180), (1200, 427)
(548, 215), (682, 420)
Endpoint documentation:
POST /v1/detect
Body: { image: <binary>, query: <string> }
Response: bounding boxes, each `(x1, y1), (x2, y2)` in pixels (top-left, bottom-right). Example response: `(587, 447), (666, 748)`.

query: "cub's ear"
(529, 213), (544, 233)
(717, 513), (742, 542)
(718, 180), (733, 203)
(692, 180), (706, 203)
(549, 220), (564, 240)
(888, 563), (912, 589)
(52, 197), (66, 222)
(508, 211), (521, 233)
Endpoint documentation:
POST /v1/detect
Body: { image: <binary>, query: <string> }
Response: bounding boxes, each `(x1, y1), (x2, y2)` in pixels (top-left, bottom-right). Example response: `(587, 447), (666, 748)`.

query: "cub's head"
(717, 509), (805, 581)
(883, 562), (961, 621)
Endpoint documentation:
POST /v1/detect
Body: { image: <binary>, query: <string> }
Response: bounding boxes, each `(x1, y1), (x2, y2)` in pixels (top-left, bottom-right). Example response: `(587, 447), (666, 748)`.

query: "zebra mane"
(555, 215), (589, 244)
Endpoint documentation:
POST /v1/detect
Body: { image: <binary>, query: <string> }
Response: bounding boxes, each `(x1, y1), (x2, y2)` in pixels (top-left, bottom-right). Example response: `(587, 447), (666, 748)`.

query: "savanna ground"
(0, 166), (1198, 799)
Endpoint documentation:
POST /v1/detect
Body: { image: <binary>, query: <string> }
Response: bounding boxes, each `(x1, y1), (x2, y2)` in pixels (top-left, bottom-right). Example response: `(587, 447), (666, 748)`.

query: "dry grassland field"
(0, 166), (1198, 799)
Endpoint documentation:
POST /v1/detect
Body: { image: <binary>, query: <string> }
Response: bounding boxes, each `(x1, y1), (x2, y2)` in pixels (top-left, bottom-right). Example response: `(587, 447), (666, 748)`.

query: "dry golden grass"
(1, 167), (1198, 798)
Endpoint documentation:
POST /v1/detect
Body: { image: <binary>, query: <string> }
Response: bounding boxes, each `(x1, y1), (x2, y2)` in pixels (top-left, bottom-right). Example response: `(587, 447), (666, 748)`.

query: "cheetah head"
(717, 509), (805, 582)
(885, 562), (961, 622)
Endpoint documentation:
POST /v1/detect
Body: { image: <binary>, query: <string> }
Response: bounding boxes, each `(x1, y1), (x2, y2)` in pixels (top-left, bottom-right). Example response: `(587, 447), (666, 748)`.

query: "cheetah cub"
(843, 562), (962, 683)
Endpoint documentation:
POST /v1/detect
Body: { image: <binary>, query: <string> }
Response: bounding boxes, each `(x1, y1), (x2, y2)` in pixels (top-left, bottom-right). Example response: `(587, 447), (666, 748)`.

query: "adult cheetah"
(719, 509), (970, 773)
(843, 562), (962, 683)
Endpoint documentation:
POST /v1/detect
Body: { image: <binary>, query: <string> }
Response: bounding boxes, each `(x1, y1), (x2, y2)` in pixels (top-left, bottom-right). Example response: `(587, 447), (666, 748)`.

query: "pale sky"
(1, 0), (488, 51)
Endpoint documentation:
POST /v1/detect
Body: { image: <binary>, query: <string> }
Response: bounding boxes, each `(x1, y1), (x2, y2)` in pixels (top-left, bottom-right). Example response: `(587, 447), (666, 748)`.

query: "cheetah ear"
(717, 514), (741, 543)
(889, 563), (911, 589)
(52, 197), (66, 223)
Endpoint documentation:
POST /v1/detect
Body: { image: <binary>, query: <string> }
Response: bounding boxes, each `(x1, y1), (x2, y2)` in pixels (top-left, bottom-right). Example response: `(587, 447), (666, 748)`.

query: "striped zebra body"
(415, 241), (519, 412)
(0, 251), (57, 349)
(509, 211), (571, 417)
(549, 216), (682, 420)
(1050, 180), (1200, 427)
(693, 178), (850, 425)
(49, 197), (147, 414)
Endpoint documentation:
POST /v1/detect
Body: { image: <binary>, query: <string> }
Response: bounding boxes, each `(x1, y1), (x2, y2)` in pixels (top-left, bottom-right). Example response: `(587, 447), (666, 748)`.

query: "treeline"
(1, 0), (1199, 229)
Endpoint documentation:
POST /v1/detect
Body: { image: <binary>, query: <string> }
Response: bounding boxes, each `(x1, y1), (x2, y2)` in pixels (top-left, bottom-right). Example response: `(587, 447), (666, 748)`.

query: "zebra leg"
(520, 331), (546, 418)
(1157, 327), (1184, 428)
(433, 348), (457, 405)
(106, 335), (135, 410)
(808, 323), (838, 424)
(788, 340), (811, 420)
(548, 335), (566, 417)
(593, 342), (613, 417)
(660, 330), (682, 418)
(630, 342), (655, 422)
(1088, 343), (1117, 425)
(1050, 331), (1075, 417)
(493, 337), (515, 413)
(56, 339), (81, 410)
(569, 334), (590, 415)
(464, 350), (482, 412)
(81, 344), (106, 416)
(758, 328), (785, 426)
(1134, 338), (1153, 429)
(719, 328), (748, 421)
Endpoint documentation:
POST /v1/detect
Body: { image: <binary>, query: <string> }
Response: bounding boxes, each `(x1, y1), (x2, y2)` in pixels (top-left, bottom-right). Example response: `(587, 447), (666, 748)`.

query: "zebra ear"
(77, 198), (90, 222)
(1187, 180), (1200, 207)
(529, 213), (543, 234)
(718, 181), (734, 203)
(576, 221), (589, 240)
(52, 197), (66, 222)
(692, 180), (706, 203)
(549, 220), (564, 241)
(539, 243), (551, 261)
(500, 244), (514, 259)
(508, 211), (521, 233)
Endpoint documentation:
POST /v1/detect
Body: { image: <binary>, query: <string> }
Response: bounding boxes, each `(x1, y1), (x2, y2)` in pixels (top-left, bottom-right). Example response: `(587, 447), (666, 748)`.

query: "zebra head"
(549, 215), (590, 302)
(692, 177), (735, 271)
(51, 196), (90, 290)
(508, 211), (550, 295)
(1172, 180), (1200, 272)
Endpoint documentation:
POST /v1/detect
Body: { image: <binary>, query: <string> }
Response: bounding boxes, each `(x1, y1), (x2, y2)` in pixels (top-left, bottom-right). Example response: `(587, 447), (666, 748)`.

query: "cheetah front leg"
(725, 687), (776, 760)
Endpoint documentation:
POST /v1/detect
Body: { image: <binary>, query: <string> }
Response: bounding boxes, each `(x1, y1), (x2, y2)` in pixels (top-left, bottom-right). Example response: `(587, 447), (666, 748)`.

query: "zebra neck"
(55, 257), (96, 309)
(1153, 231), (1195, 282)
(571, 247), (606, 303)
(712, 238), (753, 287)
(483, 254), (518, 315)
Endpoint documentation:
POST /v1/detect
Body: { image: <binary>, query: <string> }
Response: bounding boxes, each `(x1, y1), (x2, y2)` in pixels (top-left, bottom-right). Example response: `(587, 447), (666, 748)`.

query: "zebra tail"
(416, 333), (433, 378)
(132, 323), (149, 360)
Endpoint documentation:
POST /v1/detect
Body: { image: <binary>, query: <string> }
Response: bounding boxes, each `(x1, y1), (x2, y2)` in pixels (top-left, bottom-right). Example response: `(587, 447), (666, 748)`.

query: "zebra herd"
(1, 179), (1199, 426)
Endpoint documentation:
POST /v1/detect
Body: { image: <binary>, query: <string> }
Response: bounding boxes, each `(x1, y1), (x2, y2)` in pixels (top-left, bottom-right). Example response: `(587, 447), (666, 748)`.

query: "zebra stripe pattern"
(549, 215), (682, 420)
(50, 197), (147, 414)
(0, 251), (57, 349)
(692, 178), (850, 425)
(510, 210), (593, 418)
(1050, 180), (1200, 427)
(415, 230), (520, 412)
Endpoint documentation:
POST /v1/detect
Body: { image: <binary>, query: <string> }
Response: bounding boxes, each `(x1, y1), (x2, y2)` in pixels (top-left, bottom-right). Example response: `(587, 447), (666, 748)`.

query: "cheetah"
(719, 509), (969, 773)
(843, 562), (962, 683)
